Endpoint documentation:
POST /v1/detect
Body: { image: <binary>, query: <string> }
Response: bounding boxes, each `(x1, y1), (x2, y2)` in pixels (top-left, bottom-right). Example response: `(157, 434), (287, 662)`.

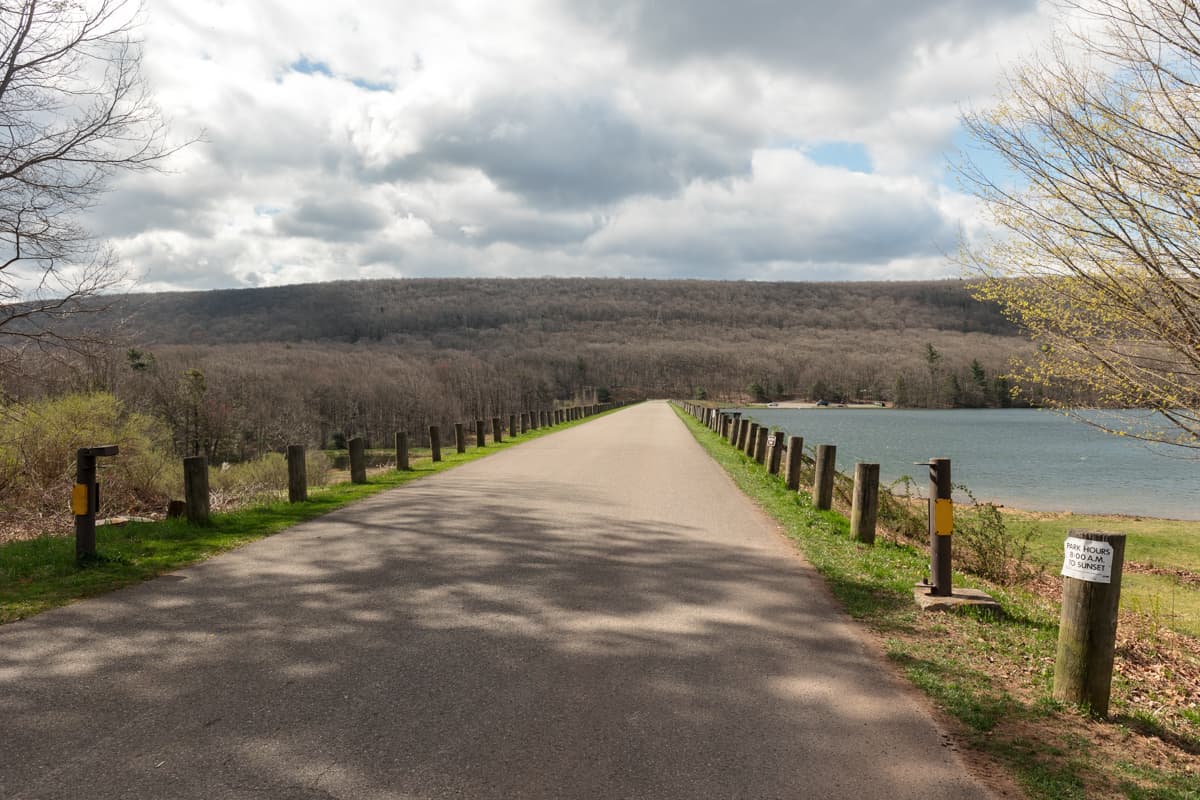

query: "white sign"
(766, 435), (777, 447)
(1061, 537), (1114, 583)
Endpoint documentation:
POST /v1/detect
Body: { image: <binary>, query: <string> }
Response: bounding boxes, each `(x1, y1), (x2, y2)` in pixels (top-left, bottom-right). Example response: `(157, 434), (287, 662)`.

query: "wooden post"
(492, 417), (503, 443)
(395, 431), (409, 470)
(521, 412), (529, 433)
(476, 419), (486, 447)
(429, 425), (442, 462)
(454, 422), (467, 454)
(287, 444), (307, 502)
(183, 455), (210, 525)
(1053, 530), (1126, 717)
(754, 426), (769, 464)
(785, 435), (804, 491)
(509, 414), (517, 437)
(767, 430), (785, 474)
(813, 444), (836, 510)
(743, 422), (758, 456)
(928, 458), (952, 597)
(349, 436), (367, 483)
(850, 463), (879, 544)
(729, 416), (741, 446)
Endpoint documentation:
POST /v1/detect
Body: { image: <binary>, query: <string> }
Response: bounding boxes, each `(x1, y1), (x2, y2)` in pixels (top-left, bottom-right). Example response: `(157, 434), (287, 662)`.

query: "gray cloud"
(381, 92), (749, 208)
(563, 0), (1035, 80)
(273, 196), (391, 242)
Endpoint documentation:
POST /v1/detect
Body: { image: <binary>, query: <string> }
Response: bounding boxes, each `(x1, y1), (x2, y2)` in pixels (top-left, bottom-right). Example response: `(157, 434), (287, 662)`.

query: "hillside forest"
(3, 277), (1038, 466)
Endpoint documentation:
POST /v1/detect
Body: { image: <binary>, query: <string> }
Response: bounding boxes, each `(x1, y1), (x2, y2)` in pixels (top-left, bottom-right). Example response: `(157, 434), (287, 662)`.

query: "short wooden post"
(429, 425), (442, 462)
(287, 444), (307, 502)
(785, 435), (804, 491)
(813, 444), (836, 510)
(743, 422), (758, 456)
(730, 416), (741, 446)
(521, 412), (529, 433)
(1053, 530), (1126, 717)
(349, 436), (367, 483)
(509, 414), (517, 436)
(396, 431), (409, 470)
(767, 430), (785, 474)
(183, 455), (210, 525)
(754, 426), (769, 464)
(492, 416), (503, 443)
(476, 419), (486, 447)
(850, 463), (879, 544)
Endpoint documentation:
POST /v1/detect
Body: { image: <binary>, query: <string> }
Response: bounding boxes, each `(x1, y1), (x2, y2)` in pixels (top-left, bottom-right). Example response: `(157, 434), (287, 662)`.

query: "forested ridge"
(109, 277), (1018, 345)
(5, 278), (1037, 466)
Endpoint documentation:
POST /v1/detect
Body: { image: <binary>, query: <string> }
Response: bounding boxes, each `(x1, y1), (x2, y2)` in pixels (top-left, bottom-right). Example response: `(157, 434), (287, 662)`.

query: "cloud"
(81, 0), (1054, 290)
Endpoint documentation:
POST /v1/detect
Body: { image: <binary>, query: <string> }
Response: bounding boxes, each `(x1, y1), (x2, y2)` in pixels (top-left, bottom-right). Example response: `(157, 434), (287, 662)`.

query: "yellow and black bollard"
(927, 457), (953, 597)
(73, 445), (119, 561)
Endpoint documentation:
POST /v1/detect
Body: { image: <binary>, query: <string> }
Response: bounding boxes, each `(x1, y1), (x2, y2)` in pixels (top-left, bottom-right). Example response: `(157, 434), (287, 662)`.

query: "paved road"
(1, 401), (992, 799)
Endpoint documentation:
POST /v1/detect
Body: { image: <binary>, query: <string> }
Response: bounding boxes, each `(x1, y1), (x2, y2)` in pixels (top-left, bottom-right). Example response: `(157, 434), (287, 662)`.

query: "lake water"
(730, 408), (1200, 520)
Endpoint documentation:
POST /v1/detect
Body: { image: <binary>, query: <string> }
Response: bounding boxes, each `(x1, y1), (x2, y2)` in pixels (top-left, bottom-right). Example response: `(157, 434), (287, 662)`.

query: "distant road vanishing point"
(1, 401), (992, 799)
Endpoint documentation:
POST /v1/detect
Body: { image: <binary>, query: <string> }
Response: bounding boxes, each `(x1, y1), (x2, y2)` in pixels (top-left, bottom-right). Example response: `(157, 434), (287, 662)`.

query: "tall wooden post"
(429, 425), (442, 463)
(1054, 530), (1126, 717)
(349, 436), (367, 483)
(454, 422), (467, 453)
(785, 435), (804, 491)
(813, 444), (836, 510)
(850, 463), (879, 544)
(395, 431), (409, 471)
(183, 455), (210, 525)
(287, 444), (307, 502)
(927, 458), (953, 596)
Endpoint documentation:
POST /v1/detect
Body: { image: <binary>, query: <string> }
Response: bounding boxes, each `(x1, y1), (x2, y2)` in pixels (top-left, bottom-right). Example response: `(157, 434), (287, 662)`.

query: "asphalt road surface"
(1, 401), (993, 799)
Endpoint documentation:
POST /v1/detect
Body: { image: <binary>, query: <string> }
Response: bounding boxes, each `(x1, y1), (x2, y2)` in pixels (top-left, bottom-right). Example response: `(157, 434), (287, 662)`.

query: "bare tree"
(0, 0), (172, 350)
(959, 0), (1200, 448)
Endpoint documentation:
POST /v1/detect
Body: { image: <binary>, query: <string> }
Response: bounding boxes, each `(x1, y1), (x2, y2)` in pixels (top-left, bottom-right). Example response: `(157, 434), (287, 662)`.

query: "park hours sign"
(1061, 536), (1115, 584)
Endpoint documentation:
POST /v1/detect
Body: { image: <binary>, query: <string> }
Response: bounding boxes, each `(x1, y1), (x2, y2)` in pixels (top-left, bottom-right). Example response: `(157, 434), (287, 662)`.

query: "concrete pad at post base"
(913, 583), (1002, 615)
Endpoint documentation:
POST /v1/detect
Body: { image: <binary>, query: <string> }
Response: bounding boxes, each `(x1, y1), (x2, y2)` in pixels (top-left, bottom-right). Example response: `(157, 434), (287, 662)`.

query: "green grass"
(673, 404), (1199, 800)
(1007, 513), (1200, 636)
(0, 408), (624, 624)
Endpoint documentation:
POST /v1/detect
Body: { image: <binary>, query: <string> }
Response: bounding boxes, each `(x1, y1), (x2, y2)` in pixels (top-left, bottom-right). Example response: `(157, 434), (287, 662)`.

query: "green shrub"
(0, 393), (174, 534)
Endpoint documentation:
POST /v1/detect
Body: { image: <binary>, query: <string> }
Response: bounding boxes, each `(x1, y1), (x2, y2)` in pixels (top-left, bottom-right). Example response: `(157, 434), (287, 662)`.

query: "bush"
(0, 393), (174, 536)
(952, 486), (1034, 585)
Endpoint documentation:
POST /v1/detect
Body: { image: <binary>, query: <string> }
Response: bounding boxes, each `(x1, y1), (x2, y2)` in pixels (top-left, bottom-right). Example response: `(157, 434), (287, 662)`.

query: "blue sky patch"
(290, 55), (333, 77)
(808, 141), (872, 173)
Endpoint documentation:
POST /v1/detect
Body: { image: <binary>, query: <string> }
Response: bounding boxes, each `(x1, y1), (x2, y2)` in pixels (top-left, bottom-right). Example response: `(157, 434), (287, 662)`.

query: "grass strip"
(0, 407), (626, 624)
(673, 404), (1200, 800)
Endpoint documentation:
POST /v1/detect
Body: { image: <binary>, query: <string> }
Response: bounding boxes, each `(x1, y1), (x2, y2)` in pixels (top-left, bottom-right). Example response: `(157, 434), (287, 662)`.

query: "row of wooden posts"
(681, 400), (1129, 718)
(679, 401), (881, 544)
(176, 403), (617, 525)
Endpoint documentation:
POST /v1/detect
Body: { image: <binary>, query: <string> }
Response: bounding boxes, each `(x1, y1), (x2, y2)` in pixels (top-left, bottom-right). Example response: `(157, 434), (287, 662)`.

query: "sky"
(98, 0), (1064, 291)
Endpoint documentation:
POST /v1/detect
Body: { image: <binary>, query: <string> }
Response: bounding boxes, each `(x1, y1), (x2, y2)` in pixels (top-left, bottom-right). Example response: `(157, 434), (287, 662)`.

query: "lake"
(729, 407), (1200, 520)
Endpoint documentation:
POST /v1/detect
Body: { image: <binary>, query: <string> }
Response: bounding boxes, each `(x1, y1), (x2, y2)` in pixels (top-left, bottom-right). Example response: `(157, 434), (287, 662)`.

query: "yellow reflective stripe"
(71, 484), (89, 516)
(934, 498), (954, 535)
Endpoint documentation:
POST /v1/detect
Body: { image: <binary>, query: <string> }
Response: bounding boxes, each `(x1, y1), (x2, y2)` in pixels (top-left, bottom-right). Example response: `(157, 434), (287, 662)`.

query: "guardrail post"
(287, 444), (307, 502)
(349, 436), (367, 483)
(1053, 530), (1126, 717)
(396, 431), (409, 470)
(785, 435), (804, 491)
(850, 463), (879, 544)
(767, 430), (785, 474)
(743, 422), (759, 456)
(429, 425), (442, 462)
(813, 444), (836, 510)
(183, 455), (210, 525)
(492, 416), (504, 443)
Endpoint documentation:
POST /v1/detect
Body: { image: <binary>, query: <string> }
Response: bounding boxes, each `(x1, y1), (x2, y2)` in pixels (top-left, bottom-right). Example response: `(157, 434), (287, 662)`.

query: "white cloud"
(81, 0), (1064, 288)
